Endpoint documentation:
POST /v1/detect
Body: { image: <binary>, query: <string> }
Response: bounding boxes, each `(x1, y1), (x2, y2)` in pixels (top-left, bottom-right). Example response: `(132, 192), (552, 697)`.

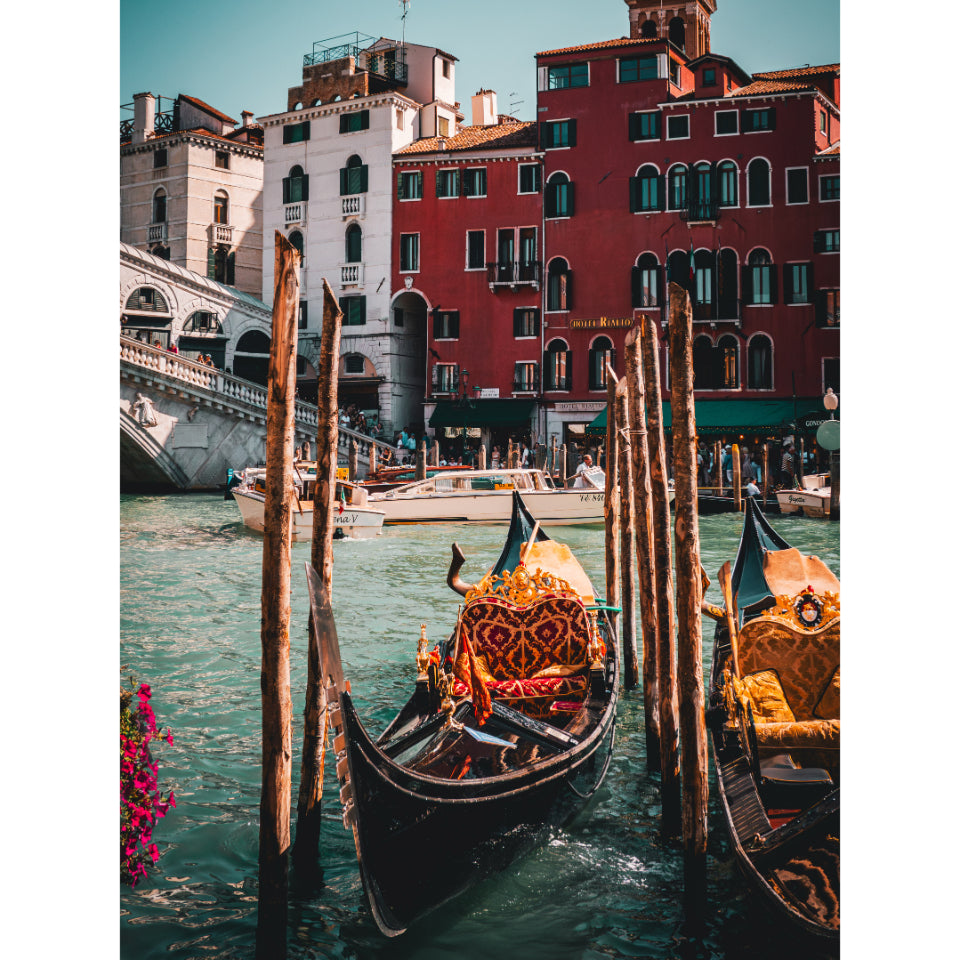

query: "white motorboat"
(366, 468), (605, 525)
(232, 462), (385, 540)
(775, 473), (833, 518)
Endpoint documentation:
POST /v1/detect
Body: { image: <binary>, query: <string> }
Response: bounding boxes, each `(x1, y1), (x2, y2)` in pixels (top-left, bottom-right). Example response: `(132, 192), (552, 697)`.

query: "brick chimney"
(132, 92), (156, 144)
(241, 110), (254, 128)
(471, 89), (498, 127)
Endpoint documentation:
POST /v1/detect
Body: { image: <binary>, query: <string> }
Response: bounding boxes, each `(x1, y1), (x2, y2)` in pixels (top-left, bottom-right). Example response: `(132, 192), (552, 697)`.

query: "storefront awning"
(429, 399), (535, 428)
(585, 399), (828, 436)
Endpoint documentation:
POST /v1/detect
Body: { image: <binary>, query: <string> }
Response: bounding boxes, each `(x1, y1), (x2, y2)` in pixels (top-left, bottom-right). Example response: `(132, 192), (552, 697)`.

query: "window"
(153, 148), (167, 168)
(396, 109), (404, 130)
(814, 229), (840, 253)
(433, 310), (460, 339)
(743, 108), (775, 132)
(152, 190), (166, 223)
(669, 58), (681, 86)
(823, 358), (840, 393)
(496, 228), (516, 282)
(209, 245), (235, 285)
(744, 249), (776, 305)
(747, 158), (770, 206)
(283, 121), (311, 143)
(718, 161), (738, 206)
(546, 258), (572, 311)
(125, 287), (168, 312)
(786, 167), (809, 205)
(718, 335), (739, 389)
(628, 111), (660, 141)
(541, 119), (576, 149)
(816, 289), (840, 328)
(397, 169), (422, 200)
(519, 164), (541, 194)
(438, 116), (451, 138)
(514, 308), (540, 338)
(630, 165), (661, 213)
(703, 67), (717, 86)
(545, 172), (574, 217)
(288, 231), (304, 262)
(694, 249), (716, 318)
(342, 295), (367, 326)
(715, 111), (738, 135)
(463, 167), (487, 197)
(340, 155), (368, 195)
(548, 63), (589, 89)
(784, 263), (812, 304)
(339, 110), (369, 134)
(213, 193), (229, 225)
(345, 354), (365, 374)
(466, 230), (485, 270)
(345, 223), (362, 263)
(717, 248), (739, 318)
(151, 244), (170, 260)
(183, 311), (222, 334)
(632, 253), (661, 308)
(433, 363), (458, 393)
(666, 115), (689, 139)
(544, 339), (571, 390)
(667, 165), (687, 211)
(820, 175), (840, 201)
(282, 165), (309, 203)
(690, 162), (716, 219)
(619, 56), (659, 82)
(298, 301), (308, 330)
(748, 335), (773, 389)
(436, 168), (460, 198)
(693, 336), (713, 389)
(514, 361), (540, 392)
(588, 337), (615, 390)
(399, 233), (419, 272)
(820, 111), (827, 134)
(215, 151), (229, 169)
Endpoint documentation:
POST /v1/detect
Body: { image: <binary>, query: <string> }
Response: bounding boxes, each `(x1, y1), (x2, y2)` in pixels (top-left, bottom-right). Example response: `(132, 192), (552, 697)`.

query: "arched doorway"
(233, 330), (271, 384)
(390, 289), (429, 434)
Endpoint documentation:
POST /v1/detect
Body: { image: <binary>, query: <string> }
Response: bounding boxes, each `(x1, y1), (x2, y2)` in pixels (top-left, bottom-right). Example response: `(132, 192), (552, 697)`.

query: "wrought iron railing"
(486, 261), (542, 286)
(681, 199), (720, 222)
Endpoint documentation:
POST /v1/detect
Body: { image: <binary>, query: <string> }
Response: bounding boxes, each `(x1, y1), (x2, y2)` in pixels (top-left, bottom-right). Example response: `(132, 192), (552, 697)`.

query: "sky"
(120, 0), (840, 124)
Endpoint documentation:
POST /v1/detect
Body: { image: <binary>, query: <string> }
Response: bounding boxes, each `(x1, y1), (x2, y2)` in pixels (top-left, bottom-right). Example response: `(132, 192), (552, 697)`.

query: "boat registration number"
(579, 493), (603, 502)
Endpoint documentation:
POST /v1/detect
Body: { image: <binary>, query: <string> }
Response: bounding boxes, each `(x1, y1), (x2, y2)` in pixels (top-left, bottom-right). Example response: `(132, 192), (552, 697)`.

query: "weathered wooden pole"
(830, 448), (840, 520)
(615, 378), (639, 689)
(668, 281), (709, 908)
(416, 439), (427, 480)
(798, 436), (806, 486)
(604, 370), (621, 641)
(348, 439), (358, 481)
(560, 443), (568, 487)
(624, 325), (660, 767)
(369, 443), (378, 478)
(478, 443), (487, 470)
(293, 279), (342, 880)
(732, 442), (742, 511)
(432, 440), (440, 467)
(551, 436), (558, 476)
(715, 440), (723, 496)
(762, 440), (770, 506)
(257, 232), (300, 956)
(536, 442), (547, 471)
(641, 312), (681, 836)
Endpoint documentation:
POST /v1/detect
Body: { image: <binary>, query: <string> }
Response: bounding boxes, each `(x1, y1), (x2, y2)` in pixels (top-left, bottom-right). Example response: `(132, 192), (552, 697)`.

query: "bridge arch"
(120, 408), (190, 489)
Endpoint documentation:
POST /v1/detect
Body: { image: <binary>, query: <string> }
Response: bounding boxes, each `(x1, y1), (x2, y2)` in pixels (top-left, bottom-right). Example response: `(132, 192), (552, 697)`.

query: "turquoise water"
(119, 494), (840, 959)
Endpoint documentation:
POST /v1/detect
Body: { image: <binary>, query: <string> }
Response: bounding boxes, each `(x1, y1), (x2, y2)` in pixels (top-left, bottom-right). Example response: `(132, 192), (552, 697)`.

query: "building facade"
(120, 93), (264, 298)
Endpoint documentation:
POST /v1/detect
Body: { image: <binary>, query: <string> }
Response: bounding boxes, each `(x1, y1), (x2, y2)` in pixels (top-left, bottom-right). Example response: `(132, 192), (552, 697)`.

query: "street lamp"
(823, 387), (838, 418)
(819, 388), (840, 519)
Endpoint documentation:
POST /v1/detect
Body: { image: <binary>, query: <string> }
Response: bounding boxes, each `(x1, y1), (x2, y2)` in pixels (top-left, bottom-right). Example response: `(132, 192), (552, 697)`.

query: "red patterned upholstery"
(455, 595), (591, 718)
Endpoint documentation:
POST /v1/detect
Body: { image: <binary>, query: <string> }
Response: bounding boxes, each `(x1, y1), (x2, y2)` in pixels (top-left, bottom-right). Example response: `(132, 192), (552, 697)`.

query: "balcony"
(340, 262), (364, 286)
(341, 194), (365, 218)
(690, 298), (742, 325)
(486, 260), (542, 291)
(543, 374), (572, 392)
(681, 199), (720, 224)
(284, 203), (306, 225)
(147, 222), (168, 243)
(211, 223), (233, 244)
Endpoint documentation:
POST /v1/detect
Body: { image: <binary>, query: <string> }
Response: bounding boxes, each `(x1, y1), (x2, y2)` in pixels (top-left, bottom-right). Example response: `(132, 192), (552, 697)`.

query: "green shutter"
(360, 110), (369, 130)
(300, 175), (309, 201)
(282, 177), (290, 204)
(568, 119), (577, 147)
(207, 247), (216, 279)
(566, 182), (575, 216)
(628, 113), (640, 141)
(340, 168), (349, 196)
(226, 252), (235, 285)
(783, 264), (793, 303)
(769, 266), (778, 304)
(359, 165), (368, 193)
(397, 171), (405, 199)
(629, 176), (639, 213)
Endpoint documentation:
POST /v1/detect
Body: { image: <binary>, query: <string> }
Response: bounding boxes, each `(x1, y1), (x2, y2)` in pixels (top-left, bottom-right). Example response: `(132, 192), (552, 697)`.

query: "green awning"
(585, 399), (826, 436)
(429, 399), (535, 428)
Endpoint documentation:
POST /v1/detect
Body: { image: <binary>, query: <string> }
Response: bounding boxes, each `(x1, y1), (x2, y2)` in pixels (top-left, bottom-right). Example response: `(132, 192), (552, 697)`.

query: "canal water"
(120, 494), (840, 960)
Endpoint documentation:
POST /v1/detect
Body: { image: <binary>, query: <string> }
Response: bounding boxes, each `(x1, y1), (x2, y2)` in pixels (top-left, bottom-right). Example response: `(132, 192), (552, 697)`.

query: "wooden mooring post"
(615, 378), (638, 689)
(762, 441), (770, 505)
(560, 444), (568, 487)
(715, 440), (723, 497)
(668, 282), (709, 908)
(641, 314), (681, 836)
(256, 232), (300, 956)
(293, 279), (343, 879)
(432, 440), (440, 467)
(732, 442), (742, 511)
(478, 443), (487, 470)
(624, 325), (659, 767)
(416, 440), (427, 480)
(604, 371), (621, 641)
(349, 439), (358, 482)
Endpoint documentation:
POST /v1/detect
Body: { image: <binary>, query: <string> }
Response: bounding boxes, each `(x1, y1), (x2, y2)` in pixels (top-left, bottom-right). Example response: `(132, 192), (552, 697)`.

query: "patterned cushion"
(741, 670), (795, 723)
(454, 675), (588, 719)
(754, 718), (840, 752)
(813, 666), (840, 720)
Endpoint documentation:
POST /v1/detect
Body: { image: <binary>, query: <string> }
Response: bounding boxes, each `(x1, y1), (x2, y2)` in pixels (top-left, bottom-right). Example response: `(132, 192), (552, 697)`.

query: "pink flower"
(149, 844), (159, 863)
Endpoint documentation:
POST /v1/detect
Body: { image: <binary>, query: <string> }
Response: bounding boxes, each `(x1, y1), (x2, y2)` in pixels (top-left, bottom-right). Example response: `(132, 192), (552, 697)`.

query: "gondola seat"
(453, 595), (592, 719)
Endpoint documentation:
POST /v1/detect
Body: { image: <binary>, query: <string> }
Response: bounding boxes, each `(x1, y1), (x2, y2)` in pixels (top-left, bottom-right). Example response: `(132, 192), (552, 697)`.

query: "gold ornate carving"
(465, 566), (581, 606)
(769, 589), (840, 632)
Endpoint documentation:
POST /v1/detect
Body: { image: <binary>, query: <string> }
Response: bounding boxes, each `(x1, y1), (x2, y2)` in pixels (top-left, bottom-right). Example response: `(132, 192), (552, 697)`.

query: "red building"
(391, 90), (544, 457)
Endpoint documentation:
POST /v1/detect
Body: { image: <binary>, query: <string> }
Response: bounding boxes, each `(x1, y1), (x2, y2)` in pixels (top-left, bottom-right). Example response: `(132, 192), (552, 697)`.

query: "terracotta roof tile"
(536, 36), (658, 57)
(753, 64), (839, 80)
(816, 142), (840, 157)
(396, 121), (537, 156)
(729, 79), (814, 97)
(178, 94), (236, 125)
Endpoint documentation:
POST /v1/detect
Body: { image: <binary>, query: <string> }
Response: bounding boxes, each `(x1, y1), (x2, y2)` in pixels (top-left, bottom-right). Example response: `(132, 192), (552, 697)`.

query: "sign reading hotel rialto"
(568, 316), (636, 330)
(555, 402), (605, 413)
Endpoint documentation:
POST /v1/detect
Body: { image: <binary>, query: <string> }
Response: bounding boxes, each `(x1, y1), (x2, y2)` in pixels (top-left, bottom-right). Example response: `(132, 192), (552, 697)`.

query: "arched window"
(588, 336), (614, 391)
(233, 330), (271, 385)
(693, 335), (713, 390)
(546, 257), (572, 311)
(209, 244), (235, 284)
(288, 230), (304, 262)
(667, 249), (692, 296)
(283, 165), (308, 204)
(545, 172), (574, 218)
(747, 158), (771, 206)
(717, 248), (739, 318)
(345, 223), (362, 263)
(630, 164), (661, 212)
(640, 19), (658, 39)
(667, 164), (687, 211)
(718, 335), (739, 389)
(748, 334), (773, 389)
(544, 338), (571, 391)
(745, 248), (776, 305)
(150, 244), (170, 261)
(213, 191), (229, 225)
(632, 253), (661, 308)
(668, 17), (686, 50)
(125, 287), (168, 312)
(693, 249), (715, 320)
(152, 189), (166, 224)
(183, 311), (223, 335)
(718, 161), (738, 206)
(340, 153), (368, 195)
(236, 331), (271, 353)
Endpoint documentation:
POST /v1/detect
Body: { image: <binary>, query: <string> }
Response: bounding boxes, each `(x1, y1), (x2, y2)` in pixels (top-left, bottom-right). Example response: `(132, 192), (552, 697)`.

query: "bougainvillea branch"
(121, 681), (176, 888)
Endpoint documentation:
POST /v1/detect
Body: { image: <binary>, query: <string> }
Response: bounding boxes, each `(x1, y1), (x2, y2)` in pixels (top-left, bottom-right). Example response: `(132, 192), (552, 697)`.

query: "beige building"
(120, 93), (264, 297)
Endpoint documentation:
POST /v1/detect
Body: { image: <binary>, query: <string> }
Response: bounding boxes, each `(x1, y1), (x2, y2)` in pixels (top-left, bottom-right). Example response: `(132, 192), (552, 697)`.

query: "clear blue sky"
(120, 0), (839, 123)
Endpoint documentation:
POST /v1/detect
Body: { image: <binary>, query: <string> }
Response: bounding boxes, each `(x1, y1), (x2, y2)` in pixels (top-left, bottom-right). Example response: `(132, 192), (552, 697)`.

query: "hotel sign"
(569, 316), (636, 329)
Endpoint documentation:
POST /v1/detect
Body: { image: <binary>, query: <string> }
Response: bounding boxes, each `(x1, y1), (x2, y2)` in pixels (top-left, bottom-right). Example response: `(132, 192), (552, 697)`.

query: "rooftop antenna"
(399, 0), (411, 48)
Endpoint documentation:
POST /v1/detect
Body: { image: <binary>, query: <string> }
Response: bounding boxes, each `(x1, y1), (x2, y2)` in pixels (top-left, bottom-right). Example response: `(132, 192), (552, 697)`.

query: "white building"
(259, 32), (460, 432)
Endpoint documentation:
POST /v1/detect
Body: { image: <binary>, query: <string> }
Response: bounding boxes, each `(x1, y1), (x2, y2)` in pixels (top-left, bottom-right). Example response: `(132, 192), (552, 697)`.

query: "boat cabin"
(378, 469), (557, 498)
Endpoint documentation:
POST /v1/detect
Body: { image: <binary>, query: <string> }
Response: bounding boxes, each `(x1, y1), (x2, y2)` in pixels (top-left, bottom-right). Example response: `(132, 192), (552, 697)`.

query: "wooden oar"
(519, 520), (541, 565)
(718, 561), (740, 677)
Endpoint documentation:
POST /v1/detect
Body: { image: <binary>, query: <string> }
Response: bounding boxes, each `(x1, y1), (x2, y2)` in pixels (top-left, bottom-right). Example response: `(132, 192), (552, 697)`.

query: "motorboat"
(775, 473), (833, 518)
(232, 461), (384, 540)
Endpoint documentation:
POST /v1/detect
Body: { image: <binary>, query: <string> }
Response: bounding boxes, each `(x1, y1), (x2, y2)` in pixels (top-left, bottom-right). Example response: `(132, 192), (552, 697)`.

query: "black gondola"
(304, 491), (619, 937)
(706, 498), (840, 941)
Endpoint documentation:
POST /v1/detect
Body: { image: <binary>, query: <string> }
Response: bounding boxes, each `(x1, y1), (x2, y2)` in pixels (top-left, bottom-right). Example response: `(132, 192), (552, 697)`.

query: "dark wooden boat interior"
(708, 498), (840, 940)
